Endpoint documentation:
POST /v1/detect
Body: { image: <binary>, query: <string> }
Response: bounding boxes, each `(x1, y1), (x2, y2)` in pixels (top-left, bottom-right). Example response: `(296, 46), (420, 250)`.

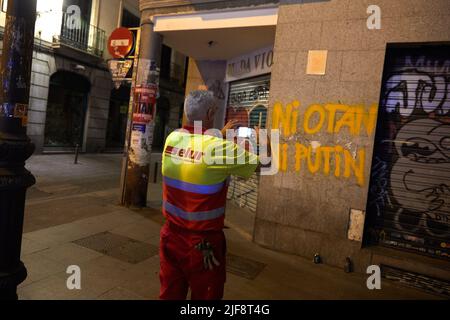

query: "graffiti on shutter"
(226, 74), (270, 212)
(366, 45), (450, 260)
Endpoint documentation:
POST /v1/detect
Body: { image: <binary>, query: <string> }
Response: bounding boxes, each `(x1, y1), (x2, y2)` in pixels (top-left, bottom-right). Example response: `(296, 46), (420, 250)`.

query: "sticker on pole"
(108, 27), (134, 58)
(108, 60), (133, 80)
(134, 84), (158, 105)
(129, 84), (158, 166)
(0, 103), (28, 126)
(108, 59), (133, 88)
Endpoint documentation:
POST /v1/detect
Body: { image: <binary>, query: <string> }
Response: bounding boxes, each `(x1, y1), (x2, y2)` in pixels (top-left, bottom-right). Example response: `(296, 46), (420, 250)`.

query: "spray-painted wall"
(254, 0), (450, 275)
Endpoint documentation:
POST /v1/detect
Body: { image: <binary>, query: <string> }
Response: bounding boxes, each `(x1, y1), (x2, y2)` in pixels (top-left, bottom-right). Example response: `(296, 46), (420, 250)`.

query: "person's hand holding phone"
(221, 120), (239, 138)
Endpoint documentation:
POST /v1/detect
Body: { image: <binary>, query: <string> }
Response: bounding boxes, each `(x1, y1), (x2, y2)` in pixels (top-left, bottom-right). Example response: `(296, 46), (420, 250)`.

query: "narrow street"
(18, 154), (438, 300)
(0, 0), (448, 308)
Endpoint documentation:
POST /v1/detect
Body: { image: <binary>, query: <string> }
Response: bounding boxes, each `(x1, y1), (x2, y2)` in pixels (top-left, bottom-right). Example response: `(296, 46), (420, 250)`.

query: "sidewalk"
(17, 154), (439, 300)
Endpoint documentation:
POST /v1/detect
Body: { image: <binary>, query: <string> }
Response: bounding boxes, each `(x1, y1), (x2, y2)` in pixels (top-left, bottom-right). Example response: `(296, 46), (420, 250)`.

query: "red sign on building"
(107, 27), (134, 58)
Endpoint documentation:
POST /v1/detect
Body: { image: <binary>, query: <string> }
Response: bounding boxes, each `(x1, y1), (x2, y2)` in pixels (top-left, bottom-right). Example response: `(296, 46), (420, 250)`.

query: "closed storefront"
(226, 74), (271, 212)
(366, 44), (450, 260)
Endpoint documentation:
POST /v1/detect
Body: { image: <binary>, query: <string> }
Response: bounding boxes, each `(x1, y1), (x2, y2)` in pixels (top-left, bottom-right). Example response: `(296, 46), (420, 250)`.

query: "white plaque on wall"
(347, 208), (366, 242)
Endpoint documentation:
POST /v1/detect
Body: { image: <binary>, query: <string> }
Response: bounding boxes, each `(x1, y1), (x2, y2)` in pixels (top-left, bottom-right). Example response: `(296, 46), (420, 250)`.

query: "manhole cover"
(226, 253), (266, 280)
(73, 231), (158, 264)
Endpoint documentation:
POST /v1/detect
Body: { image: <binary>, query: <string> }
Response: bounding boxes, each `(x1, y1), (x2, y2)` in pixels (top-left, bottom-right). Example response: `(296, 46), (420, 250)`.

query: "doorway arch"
(44, 71), (91, 149)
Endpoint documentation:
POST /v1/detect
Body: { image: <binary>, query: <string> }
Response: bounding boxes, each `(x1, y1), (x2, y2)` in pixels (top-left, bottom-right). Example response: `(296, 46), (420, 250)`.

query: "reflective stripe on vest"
(162, 129), (234, 230)
(163, 201), (225, 221)
(163, 176), (225, 195)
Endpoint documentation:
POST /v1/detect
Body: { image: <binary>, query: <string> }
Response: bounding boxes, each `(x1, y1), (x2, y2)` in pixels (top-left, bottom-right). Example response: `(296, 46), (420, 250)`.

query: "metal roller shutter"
(366, 44), (450, 260)
(226, 74), (270, 212)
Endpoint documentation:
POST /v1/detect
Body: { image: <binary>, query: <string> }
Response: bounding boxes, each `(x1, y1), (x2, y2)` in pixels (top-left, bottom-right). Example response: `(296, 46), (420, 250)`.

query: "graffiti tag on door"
(367, 53), (450, 257)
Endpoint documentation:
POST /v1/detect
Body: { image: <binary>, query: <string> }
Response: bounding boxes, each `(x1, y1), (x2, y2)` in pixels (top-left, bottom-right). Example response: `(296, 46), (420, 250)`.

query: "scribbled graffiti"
(390, 119), (450, 237)
(228, 85), (270, 105)
(249, 105), (268, 128)
(368, 157), (393, 217)
(226, 175), (259, 211)
(367, 51), (450, 259)
(207, 79), (225, 100)
(384, 69), (449, 117)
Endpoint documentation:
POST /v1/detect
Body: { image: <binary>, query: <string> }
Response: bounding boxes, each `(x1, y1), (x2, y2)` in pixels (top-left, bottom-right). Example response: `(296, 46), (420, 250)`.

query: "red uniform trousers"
(159, 221), (227, 300)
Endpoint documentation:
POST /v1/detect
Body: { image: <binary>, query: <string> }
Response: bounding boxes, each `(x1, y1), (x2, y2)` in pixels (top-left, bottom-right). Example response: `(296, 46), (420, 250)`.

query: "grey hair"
(184, 90), (216, 122)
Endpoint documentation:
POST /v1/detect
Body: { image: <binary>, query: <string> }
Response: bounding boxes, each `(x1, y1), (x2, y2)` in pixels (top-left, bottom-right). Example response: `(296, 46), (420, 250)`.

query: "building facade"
(139, 0), (450, 292)
(0, 0), (186, 153)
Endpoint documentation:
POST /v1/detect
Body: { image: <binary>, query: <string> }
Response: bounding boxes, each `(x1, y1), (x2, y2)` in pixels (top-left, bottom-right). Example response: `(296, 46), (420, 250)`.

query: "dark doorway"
(44, 71), (91, 149)
(106, 83), (131, 149)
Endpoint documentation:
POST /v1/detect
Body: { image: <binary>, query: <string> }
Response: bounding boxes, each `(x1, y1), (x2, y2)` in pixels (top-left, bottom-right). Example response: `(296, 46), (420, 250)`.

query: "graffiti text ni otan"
(272, 101), (378, 137)
(272, 101), (377, 186)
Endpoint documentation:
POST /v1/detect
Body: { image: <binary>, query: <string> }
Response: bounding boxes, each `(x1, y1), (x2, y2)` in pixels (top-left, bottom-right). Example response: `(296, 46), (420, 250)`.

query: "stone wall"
(29, 51), (112, 154)
(0, 37), (113, 154)
(28, 50), (54, 153)
(84, 67), (113, 153)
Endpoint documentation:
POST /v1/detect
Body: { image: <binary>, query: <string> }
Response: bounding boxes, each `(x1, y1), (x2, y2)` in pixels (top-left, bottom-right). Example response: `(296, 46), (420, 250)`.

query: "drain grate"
(73, 231), (159, 264)
(226, 253), (266, 280)
(381, 264), (450, 298)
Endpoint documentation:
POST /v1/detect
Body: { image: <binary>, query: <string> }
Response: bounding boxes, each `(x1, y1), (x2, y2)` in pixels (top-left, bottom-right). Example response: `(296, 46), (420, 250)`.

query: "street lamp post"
(0, 0), (37, 300)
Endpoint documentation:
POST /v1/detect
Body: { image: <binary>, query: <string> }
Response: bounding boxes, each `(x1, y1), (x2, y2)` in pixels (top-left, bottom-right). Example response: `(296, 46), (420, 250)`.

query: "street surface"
(18, 153), (438, 299)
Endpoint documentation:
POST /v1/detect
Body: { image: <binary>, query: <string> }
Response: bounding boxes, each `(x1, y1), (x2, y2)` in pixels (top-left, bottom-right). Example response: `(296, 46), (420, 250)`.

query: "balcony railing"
(54, 12), (106, 58)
